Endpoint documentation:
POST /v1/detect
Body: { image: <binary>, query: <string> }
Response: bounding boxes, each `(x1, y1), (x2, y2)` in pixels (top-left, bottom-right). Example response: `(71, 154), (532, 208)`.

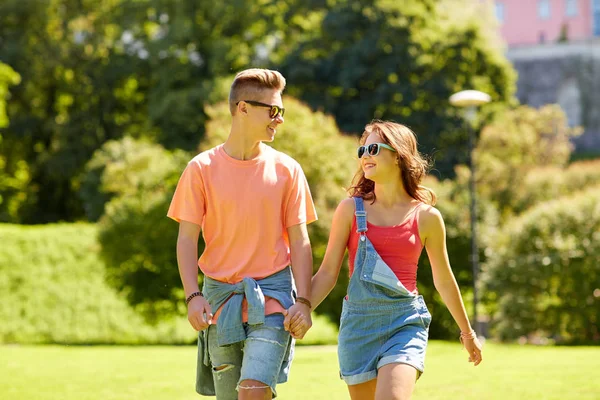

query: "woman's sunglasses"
(237, 100), (285, 119)
(357, 143), (395, 158)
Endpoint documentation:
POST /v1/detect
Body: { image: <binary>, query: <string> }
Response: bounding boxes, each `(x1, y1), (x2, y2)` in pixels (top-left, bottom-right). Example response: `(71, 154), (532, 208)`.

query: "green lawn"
(1, 342), (598, 399)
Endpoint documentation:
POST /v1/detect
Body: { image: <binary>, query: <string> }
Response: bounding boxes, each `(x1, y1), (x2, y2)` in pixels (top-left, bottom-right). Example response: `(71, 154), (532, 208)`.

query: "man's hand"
(187, 295), (213, 331)
(283, 303), (312, 339)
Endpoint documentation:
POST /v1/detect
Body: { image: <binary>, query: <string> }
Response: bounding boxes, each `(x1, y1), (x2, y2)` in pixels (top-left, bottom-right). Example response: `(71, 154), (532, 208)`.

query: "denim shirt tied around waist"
(196, 266), (295, 395)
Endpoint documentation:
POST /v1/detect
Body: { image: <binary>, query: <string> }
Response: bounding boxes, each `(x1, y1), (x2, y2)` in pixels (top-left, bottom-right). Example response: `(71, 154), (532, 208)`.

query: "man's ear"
(237, 101), (248, 115)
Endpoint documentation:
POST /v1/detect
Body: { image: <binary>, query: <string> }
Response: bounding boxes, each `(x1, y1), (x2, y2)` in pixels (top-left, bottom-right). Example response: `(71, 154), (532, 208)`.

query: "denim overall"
(337, 197), (432, 385)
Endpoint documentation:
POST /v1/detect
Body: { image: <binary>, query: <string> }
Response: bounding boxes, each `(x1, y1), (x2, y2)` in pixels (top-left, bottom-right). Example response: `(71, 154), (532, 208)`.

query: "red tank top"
(347, 203), (424, 293)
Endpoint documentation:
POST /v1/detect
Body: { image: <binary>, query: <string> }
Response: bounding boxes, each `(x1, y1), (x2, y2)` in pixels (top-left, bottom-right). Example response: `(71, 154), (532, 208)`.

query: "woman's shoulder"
(338, 197), (356, 215)
(417, 203), (445, 235)
(417, 202), (441, 217)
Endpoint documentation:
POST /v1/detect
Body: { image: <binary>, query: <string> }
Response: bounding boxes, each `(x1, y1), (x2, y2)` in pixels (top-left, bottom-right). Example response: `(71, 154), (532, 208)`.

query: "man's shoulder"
(263, 145), (302, 169)
(188, 145), (222, 167)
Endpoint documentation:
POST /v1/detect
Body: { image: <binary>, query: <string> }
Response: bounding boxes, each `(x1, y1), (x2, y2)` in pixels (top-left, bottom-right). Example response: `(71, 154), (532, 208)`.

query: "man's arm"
(284, 222), (313, 338)
(177, 220), (212, 331)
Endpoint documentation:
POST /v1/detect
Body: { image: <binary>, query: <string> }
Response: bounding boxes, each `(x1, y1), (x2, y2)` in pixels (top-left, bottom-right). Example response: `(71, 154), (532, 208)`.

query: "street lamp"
(449, 90), (491, 338)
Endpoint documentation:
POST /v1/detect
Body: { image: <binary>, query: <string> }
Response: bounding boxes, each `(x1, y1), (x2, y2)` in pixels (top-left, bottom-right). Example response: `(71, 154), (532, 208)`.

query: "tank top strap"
(409, 202), (424, 227)
(353, 197), (368, 233)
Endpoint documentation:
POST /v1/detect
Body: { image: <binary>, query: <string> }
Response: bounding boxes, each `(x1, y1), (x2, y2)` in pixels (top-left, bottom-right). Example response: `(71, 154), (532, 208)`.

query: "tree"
(0, 0), (153, 222)
(0, 0), (322, 223)
(280, 0), (516, 177)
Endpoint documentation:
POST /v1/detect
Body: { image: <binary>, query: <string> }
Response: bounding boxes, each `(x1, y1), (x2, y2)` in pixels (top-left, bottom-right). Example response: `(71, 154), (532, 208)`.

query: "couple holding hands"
(168, 68), (482, 400)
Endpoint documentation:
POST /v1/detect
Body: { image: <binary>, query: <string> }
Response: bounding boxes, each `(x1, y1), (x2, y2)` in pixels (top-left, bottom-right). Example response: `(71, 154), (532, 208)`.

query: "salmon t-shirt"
(167, 143), (317, 322)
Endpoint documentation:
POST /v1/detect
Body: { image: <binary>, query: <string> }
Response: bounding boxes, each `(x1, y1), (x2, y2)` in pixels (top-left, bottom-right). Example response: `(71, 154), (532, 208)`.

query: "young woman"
(294, 120), (482, 400)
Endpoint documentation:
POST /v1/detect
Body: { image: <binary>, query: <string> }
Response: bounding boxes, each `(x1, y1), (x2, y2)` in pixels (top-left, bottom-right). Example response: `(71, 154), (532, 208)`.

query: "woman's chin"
(363, 171), (376, 180)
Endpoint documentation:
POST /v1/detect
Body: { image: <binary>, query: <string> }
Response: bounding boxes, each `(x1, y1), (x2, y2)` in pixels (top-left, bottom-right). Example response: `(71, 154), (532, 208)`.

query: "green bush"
(481, 186), (600, 343)
(513, 160), (600, 215)
(475, 104), (581, 218)
(0, 223), (194, 344)
(79, 137), (189, 221)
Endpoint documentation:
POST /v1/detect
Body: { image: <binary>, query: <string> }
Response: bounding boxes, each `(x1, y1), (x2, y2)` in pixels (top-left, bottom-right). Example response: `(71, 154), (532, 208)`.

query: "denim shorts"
(207, 314), (292, 399)
(338, 295), (431, 385)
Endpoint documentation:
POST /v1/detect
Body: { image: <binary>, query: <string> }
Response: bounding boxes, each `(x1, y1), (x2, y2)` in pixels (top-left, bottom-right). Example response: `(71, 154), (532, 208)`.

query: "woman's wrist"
(459, 329), (477, 344)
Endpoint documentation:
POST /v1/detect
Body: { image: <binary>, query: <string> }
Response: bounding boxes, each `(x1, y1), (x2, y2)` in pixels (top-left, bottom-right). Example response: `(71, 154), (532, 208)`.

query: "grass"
(1, 341), (599, 399)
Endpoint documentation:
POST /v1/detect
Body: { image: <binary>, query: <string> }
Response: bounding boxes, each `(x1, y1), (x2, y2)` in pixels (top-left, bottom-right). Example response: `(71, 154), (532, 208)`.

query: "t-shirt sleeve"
(167, 160), (206, 225)
(284, 163), (318, 228)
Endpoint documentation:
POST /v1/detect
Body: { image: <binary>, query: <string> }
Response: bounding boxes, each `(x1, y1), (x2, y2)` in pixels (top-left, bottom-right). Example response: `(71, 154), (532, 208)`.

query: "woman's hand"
(461, 336), (483, 366)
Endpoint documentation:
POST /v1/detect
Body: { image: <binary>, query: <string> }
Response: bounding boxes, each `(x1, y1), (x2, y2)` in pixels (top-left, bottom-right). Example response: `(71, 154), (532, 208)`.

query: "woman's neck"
(373, 180), (413, 208)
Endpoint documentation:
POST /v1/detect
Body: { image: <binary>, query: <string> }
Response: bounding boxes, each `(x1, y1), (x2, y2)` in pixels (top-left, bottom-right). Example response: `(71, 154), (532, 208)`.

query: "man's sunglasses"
(357, 143), (395, 158)
(237, 100), (285, 119)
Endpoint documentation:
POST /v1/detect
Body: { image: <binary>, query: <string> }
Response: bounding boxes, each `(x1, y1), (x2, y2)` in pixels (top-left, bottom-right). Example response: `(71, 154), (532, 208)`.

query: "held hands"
(187, 295), (213, 331)
(283, 301), (312, 339)
(460, 330), (483, 366)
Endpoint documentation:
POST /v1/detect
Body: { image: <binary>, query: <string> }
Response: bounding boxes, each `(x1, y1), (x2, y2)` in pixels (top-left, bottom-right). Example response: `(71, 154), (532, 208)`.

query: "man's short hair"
(229, 69), (286, 115)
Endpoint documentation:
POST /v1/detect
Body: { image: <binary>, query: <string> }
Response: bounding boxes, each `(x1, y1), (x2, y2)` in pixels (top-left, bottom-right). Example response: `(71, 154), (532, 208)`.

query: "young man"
(167, 68), (316, 400)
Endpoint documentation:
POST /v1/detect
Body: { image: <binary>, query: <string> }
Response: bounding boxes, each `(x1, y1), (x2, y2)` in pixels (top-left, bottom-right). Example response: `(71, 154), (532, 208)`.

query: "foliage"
(0, 61), (26, 222)
(0, 223), (194, 344)
(481, 186), (600, 343)
(79, 136), (188, 221)
(280, 0), (516, 177)
(475, 104), (582, 218)
(0, 0), (156, 222)
(511, 160), (600, 216)
(92, 138), (189, 320)
(0, 0), (323, 223)
(0, 62), (20, 128)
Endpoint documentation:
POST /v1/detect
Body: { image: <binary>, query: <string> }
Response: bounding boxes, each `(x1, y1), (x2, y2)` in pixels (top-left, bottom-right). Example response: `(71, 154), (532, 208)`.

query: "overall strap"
(353, 197), (368, 233)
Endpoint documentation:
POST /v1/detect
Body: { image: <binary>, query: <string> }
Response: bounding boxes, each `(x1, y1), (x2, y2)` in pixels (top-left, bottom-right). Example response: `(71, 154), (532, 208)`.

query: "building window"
(565, 0), (577, 17)
(495, 2), (505, 24)
(538, 0), (551, 20)
(595, 0), (600, 37)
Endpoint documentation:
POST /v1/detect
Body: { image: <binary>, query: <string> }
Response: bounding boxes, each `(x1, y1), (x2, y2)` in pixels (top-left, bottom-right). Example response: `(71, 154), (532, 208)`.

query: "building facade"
(494, 0), (600, 46)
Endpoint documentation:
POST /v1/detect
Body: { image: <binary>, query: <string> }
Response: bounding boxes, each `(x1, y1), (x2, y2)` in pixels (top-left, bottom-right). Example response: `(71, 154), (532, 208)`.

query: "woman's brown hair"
(348, 120), (436, 205)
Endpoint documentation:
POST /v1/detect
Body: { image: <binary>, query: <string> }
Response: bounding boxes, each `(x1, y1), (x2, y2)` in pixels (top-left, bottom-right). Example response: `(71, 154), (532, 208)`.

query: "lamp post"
(449, 90), (491, 338)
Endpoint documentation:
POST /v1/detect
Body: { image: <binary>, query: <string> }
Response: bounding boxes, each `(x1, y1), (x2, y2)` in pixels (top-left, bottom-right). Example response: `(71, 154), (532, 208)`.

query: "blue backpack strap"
(353, 197), (368, 233)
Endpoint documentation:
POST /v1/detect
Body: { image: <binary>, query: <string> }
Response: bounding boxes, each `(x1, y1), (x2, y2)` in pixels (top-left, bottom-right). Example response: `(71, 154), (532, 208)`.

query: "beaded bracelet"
(296, 297), (312, 309)
(459, 329), (477, 344)
(185, 291), (203, 305)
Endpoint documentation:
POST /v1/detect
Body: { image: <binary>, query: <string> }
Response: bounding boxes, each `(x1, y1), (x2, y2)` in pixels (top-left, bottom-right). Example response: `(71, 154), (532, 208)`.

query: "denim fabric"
(195, 267), (295, 396)
(207, 314), (292, 399)
(338, 197), (431, 385)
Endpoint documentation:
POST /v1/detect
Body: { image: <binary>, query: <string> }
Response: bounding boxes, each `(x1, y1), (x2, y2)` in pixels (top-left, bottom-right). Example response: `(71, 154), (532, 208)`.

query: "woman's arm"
(310, 198), (354, 309)
(421, 206), (483, 366)
(284, 198), (354, 336)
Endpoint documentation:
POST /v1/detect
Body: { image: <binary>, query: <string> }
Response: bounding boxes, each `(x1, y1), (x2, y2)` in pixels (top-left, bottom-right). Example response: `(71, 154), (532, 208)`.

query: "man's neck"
(223, 128), (262, 161)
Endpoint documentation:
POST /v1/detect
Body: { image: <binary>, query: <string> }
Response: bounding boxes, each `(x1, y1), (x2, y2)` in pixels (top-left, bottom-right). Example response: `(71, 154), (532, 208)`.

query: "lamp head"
(449, 90), (491, 107)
